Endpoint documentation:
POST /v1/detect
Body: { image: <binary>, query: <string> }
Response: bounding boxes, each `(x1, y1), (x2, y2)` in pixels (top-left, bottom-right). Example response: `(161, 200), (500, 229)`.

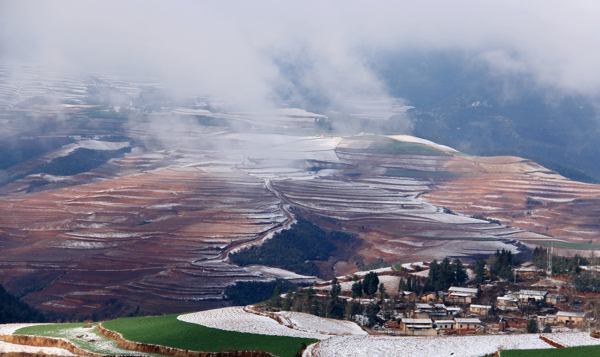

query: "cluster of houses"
(373, 284), (590, 335)
(312, 264), (596, 335)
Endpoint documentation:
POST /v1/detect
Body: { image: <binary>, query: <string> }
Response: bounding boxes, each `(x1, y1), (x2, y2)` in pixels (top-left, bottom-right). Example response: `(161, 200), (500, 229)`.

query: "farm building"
(470, 304), (492, 316)
(447, 287), (478, 303)
(556, 311), (586, 326)
(537, 314), (558, 324)
(399, 318), (437, 336)
(516, 289), (547, 302)
(454, 318), (482, 333)
(413, 303), (450, 319)
(545, 294), (567, 305)
(434, 319), (456, 331)
(448, 287), (478, 296)
(497, 295), (518, 310)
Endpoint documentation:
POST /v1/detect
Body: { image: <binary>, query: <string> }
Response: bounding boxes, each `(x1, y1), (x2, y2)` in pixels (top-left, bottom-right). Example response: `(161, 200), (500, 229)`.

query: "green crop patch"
(526, 240), (600, 250)
(101, 314), (317, 357)
(337, 136), (449, 156)
(501, 344), (600, 357)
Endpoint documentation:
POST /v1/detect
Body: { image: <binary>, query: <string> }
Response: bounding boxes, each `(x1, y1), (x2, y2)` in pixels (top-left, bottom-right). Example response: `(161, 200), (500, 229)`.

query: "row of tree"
(533, 247), (589, 276)
(426, 258), (468, 291)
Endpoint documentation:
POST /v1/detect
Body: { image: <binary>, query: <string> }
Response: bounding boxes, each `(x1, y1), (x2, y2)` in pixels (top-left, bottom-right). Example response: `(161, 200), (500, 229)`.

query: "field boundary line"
(539, 335), (564, 348)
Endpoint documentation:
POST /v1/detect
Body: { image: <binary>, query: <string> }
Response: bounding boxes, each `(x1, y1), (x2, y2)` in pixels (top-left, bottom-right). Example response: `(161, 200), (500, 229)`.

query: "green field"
(102, 314), (317, 357)
(15, 322), (147, 355)
(501, 345), (600, 357)
(337, 136), (450, 156)
(525, 240), (600, 250)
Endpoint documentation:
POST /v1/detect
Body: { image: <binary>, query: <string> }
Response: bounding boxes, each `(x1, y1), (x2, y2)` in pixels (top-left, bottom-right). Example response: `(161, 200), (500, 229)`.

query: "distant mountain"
(370, 50), (600, 182)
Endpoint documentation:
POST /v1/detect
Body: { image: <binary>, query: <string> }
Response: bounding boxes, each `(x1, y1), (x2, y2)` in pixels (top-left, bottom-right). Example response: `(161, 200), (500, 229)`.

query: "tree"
(351, 280), (363, 298)
(379, 283), (387, 302)
(475, 256), (487, 284)
(365, 304), (380, 327)
(269, 284), (282, 308)
(329, 278), (341, 299)
(282, 290), (293, 311)
(398, 278), (406, 293)
(439, 257), (454, 289)
(453, 258), (469, 285)
(526, 318), (539, 333)
(345, 301), (364, 320)
(490, 249), (514, 281)
(428, 260), (439, 290)
(362, 272), (379, 297)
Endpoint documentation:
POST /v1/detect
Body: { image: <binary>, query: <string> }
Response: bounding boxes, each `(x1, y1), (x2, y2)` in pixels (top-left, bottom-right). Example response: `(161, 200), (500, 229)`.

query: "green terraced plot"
(15, 322), (148, 355)
(526, 240), (600, 250)
(501, 344), (600, 357)
(338, 136), (449, 156)
(102, 314), (317, 357)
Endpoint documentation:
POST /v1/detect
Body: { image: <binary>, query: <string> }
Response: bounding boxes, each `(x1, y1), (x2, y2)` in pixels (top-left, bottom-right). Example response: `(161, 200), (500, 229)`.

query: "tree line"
(0, 284), (46, 324)
(229, 217), (356, 277)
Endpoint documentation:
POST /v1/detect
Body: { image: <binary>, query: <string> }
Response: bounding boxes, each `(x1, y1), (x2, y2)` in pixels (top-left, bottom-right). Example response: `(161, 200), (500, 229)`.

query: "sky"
(1, 0), (600, 110)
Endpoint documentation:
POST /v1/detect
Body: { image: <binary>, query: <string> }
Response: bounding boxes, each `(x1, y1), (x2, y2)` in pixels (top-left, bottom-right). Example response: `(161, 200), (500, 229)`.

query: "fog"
(2, 0), (600, 112)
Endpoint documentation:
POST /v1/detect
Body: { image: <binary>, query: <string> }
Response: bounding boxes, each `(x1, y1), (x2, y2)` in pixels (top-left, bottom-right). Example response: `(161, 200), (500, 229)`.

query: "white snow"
(386, 135), (458, 153)
(243, 265), (318, 281)
(0, 323), (75, 356)
(178, 306), (365, 340)
(542, 332), (600, 347)
(304, 333), (557, 357)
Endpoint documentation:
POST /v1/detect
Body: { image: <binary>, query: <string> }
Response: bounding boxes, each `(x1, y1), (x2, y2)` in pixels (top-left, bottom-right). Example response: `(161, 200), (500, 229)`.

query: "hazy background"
(1, 0), (600, 179)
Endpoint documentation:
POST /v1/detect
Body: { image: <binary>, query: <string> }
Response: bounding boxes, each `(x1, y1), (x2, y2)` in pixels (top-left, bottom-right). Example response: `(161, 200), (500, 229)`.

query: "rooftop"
(455, 318), (482, 324)
(557, 311), (585, 318)
(449, 287), (478, 294)
(402, 318), (433, 324)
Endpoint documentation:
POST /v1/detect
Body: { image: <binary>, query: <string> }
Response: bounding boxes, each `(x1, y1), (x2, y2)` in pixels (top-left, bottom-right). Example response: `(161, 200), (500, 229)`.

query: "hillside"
(0, 66), (598, 318)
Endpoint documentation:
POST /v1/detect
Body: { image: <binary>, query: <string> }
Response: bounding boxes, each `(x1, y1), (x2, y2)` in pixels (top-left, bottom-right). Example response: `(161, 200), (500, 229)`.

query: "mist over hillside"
(0, 1), (599, 320)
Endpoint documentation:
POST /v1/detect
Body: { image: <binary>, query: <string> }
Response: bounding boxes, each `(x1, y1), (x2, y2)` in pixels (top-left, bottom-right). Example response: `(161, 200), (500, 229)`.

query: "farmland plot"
(178, 306), (366, 339)
(304, 334), (558, 357)
(0, 323), (76, 356)
(15, 323), (145, 355)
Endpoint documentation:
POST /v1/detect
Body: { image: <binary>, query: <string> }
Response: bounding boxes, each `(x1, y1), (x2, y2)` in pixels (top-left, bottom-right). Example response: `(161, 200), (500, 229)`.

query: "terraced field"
(1, 69), (600, 317)
(0, 166), (287, 316)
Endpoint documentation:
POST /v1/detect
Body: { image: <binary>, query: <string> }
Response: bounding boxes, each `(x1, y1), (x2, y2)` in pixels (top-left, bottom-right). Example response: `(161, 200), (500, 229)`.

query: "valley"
(0, 66), (599, 319)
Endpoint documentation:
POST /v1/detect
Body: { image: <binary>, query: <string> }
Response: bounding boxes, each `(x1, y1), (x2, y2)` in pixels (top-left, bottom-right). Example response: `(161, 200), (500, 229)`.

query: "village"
(276, 251), (600, 338)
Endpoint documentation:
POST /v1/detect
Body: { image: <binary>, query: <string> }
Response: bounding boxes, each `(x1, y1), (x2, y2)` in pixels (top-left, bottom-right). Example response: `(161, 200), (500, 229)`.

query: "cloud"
(2, 0), (600, 111)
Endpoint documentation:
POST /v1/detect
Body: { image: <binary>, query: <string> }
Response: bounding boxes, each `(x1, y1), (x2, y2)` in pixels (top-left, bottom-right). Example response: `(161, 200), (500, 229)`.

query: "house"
(497, 295), (519, 310)
(399, 291), (417, 301)
(516, 289), (548, 302)
(454, 318), (482, 333)
(446, 307), (461, 316)
(447, 287), (478, 304)
(448, 287), (478, 296)
(435, 319), (456, 331)
(399, 318), (437, 336)
(514, 268), (543, 277)
(470, 304), (492, 316)
(545, 294), (567, 305)
(556, 311), (585, 326)
(413, 303), (450, 319)
(537, 314), (558, 324)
